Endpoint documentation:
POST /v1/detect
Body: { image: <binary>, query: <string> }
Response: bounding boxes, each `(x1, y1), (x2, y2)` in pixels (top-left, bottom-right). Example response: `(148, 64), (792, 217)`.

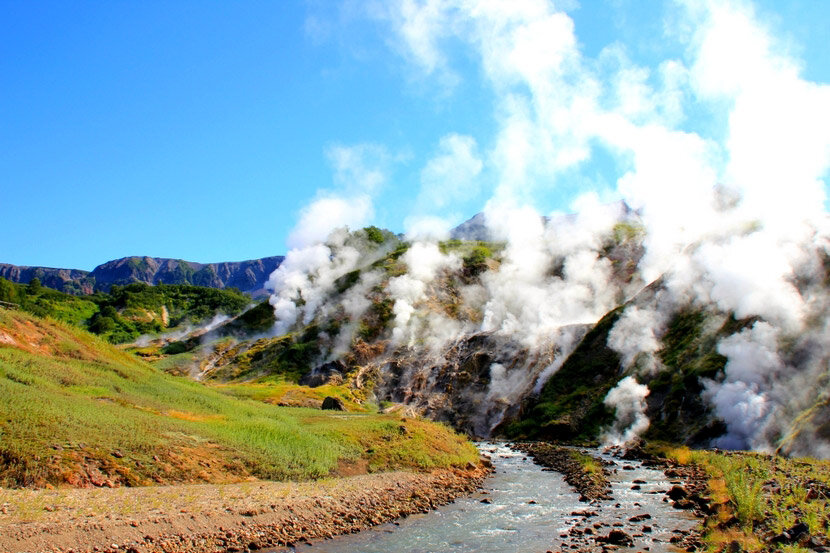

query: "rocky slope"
(0, 264), (95, 295)
(0, 255), (284, 297)
(163, 204), (830, 458)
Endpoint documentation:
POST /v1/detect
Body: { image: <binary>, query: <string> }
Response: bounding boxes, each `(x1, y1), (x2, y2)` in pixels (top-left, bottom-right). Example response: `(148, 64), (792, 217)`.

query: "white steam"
(260, 0), (830, 451)
(603, 376), (651, 447)
(703, 322), (784, 451)
(607, 306), (667, 375)
(388, 242), (462, 350)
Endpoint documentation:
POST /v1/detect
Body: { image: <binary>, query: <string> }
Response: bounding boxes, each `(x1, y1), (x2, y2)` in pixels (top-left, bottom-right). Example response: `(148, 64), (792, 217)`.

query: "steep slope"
(90, 256), (284, 296)
(163, 203), (830, 459)
(163, 210), (648, 437)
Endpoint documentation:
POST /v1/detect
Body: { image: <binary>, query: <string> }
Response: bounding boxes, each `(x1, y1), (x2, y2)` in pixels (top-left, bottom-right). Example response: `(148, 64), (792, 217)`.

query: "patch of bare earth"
(0, 464), (490, 553)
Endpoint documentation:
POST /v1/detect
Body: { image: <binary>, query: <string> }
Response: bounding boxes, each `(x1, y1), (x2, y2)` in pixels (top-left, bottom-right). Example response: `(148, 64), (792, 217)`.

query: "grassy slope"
(644, 309), (753, 444)
(0, 310), (477, 489)
(0, 278), (251, 344)
(660, 445), (830, 552)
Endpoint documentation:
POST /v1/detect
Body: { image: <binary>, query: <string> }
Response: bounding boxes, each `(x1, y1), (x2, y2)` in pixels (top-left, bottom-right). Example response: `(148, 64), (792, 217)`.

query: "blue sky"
(2, 0), (828, 271)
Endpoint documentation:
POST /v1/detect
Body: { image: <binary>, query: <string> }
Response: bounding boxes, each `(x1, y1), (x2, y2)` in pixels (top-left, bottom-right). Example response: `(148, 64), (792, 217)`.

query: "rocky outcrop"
(0, 256), (284, 297)
(0, 264), (95, 295)
(372, 330), (588, 437)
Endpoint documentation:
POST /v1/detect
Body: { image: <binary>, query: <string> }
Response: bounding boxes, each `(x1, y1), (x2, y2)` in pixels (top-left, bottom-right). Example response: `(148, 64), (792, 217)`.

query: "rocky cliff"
(0, 255), (284, 297)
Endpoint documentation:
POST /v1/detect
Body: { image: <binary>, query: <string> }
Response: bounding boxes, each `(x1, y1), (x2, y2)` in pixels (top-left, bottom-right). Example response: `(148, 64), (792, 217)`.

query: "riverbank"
(513, 442), (612, 501)
(511, 442), (705, 551)
(0, 463), (491, 553)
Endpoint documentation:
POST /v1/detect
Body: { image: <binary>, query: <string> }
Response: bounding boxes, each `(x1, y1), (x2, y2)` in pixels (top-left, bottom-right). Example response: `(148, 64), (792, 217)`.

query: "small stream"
(265, 443), (699, 553)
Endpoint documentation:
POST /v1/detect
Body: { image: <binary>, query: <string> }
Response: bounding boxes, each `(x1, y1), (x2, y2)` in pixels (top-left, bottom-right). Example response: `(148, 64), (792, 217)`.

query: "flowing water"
(266, 443), (699, 553)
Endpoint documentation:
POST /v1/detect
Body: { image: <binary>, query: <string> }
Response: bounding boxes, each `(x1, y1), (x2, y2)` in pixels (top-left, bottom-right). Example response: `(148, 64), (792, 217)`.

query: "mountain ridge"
(0, 255), (284, 297)
(0, 215), (491, 296)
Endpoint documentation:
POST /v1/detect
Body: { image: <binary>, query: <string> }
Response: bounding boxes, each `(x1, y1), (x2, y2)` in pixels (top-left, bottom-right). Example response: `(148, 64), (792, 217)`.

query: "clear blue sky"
(2, 1), (828, 271)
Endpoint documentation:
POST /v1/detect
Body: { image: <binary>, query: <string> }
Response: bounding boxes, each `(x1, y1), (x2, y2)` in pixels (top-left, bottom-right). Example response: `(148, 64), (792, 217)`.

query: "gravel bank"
(0, 464), (490, 553)
(513, 442), (612, 501)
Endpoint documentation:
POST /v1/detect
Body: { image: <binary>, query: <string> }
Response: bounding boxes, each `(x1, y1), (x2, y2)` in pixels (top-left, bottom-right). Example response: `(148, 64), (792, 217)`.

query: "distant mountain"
(450, 212), (490, 241)
(0, 255), (284, 297)
(450, 202), (634, 242)
(0, 264), (95, 295)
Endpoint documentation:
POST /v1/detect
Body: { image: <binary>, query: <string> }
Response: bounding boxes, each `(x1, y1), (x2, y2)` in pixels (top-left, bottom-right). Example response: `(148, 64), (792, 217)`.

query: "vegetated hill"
(156, 209), (830, 458)
(0, 308), (477, 488)
(158, 214), (650, 436)
(505, 290), (749, 446)
(0, 278), (252, 344)
(0, 255), (284, 297)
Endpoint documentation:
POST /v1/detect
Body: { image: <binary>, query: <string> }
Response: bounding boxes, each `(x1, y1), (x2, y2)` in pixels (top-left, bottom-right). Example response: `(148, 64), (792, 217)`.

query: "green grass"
(0, 277), (251, 344)
(644, 309), (755, 444)
(204, 326), (322, 382)
(571, 449), (603, 476)
(0, 310), (478, 489)
(213, 380), (367, 411)
(658, 445), (830, 552)
(507, 303), (757, 445)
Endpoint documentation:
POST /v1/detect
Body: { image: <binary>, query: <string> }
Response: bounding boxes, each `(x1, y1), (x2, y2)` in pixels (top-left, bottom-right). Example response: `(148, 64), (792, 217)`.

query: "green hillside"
(0, 309), (477, 488)
(0, 278), (250, 344)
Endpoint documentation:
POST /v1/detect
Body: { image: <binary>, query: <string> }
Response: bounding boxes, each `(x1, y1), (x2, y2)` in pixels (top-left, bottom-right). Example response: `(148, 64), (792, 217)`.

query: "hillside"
(152, 208), (830, 459)
(0, 255), (284, 297)
(0, 279), (253, 344)
(0, 309), (477, 488)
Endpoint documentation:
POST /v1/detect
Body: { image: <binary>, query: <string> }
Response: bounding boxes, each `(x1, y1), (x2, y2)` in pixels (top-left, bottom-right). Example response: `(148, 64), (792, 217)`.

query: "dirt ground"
(0, 464), (489, 553)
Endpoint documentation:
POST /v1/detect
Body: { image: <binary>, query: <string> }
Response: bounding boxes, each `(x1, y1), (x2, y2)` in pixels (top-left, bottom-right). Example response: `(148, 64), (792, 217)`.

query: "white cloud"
(282, 0), (830, 452)
(418, 133), (482, 210)
(287, 195), (374, 249)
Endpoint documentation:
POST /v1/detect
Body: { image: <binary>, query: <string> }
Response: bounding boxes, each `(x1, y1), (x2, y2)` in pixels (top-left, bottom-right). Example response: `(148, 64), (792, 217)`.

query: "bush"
(364, 226), (385, 244)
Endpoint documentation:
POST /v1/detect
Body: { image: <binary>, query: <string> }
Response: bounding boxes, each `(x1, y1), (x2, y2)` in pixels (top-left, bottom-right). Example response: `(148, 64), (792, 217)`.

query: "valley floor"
(0, 464), (489, 553)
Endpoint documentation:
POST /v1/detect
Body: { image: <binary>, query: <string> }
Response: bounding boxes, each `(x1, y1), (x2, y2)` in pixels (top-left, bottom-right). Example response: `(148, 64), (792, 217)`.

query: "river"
(265, 442), (699, 553)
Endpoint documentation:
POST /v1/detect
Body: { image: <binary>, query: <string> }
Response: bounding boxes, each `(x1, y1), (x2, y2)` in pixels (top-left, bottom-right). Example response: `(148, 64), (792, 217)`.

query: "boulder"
(598, 529), (634, 546)
(321, 396), (346, 411)
(300, 360), (346, 388)
(769, 522), (809, 545)
(667, 484), (688, 500)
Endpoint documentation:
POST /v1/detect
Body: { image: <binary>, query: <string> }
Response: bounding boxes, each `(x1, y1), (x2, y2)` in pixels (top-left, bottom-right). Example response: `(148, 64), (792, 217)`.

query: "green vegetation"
(357, 298), (394, 342)
(659, 445), (830, 552)
(462, 244), (493, 278)
(363, 225), (386, 244)
(570, 449), (603, 476)
(507, 307), (623, 442)
(205, 325), (323, 382)
(371, 241), (410, 277)
(508, 303), (757, 446)
(0, 277), (98, 326)
(612, 221), (645, 243)
(0, 310), (478, 488)
(0, 278), (249, 344)
(644, 309), (754, 444)
(214, 380), (365, 411)
(214, 300), (275, 337)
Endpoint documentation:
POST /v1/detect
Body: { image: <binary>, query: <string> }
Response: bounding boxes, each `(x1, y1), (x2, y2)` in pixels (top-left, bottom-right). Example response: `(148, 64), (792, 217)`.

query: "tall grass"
(658, 444), (830, 552)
